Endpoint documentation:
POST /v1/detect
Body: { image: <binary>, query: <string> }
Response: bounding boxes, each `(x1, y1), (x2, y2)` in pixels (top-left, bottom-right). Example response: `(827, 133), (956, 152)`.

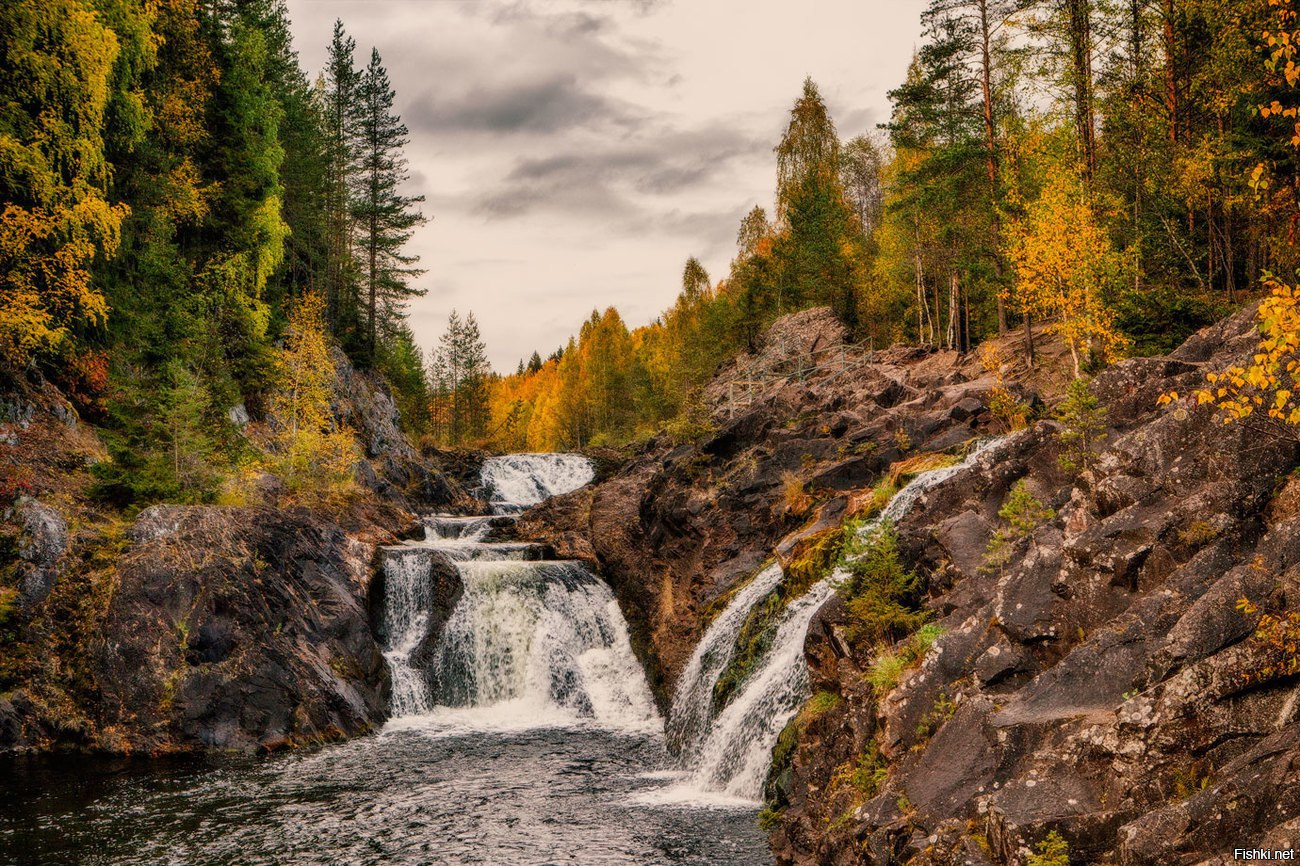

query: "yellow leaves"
(267, 292), (358, 494)
(1171, 274), (1300, 432)
(0, 0), (129, 369)
(1004, 159), (1130, 377)
(0, 197), (123, 369)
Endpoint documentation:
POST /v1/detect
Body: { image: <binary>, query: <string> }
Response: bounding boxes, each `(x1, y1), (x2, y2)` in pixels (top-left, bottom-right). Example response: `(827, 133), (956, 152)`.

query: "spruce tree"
(322, 20), (361, 333)
(353, 47), (427, 364)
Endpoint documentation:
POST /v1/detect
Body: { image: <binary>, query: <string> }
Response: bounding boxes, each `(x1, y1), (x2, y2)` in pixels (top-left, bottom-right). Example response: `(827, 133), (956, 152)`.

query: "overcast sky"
(285, 0), (923, 371)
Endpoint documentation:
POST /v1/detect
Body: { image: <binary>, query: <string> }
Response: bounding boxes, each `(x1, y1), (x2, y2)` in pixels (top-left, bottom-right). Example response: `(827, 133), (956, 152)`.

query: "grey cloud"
(407, 76), (643, 135)
(474, 124), (767, 220)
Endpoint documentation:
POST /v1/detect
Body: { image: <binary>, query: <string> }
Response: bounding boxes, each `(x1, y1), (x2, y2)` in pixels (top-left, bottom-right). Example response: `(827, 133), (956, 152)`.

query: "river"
(0, 454), (769, 866)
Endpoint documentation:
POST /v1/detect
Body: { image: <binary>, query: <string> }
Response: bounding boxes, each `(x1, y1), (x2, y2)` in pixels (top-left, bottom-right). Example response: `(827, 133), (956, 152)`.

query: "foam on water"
(480, 453), (595, 514)
(656, 438), (1007, 803)
(379, 453), (658, 736)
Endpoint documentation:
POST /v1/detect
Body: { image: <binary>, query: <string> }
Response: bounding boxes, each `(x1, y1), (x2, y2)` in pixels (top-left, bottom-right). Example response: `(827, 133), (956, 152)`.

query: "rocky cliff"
(525, 306), (1300, 864)
(0, 353), (457, 755)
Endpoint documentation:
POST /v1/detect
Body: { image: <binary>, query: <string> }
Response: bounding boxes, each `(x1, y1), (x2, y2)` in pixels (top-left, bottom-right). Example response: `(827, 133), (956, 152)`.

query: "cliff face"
(525, 305), (1300, 864)
(771, 306), (1300, 866)
(0, 352), (455, 755)
(520, 307), (1026, 698)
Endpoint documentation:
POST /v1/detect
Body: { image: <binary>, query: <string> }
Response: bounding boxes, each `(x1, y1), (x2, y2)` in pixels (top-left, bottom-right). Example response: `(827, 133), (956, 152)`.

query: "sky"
(284, 0), (924, 371)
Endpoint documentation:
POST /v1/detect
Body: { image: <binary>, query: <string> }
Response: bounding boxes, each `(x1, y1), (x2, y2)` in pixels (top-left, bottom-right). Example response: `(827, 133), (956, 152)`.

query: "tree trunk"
(1163, 0), (1179, 143)
(978, 0), (1008, 334)
(1066, 0), (1097, 184)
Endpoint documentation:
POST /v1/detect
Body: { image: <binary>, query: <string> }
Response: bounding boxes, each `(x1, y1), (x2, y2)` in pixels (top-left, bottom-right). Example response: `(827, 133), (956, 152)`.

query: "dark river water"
(0, 722), (769, 866)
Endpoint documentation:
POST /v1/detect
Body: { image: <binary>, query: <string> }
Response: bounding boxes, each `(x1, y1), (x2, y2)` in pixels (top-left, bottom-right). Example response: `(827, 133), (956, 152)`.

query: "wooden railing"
(720, 337), (876, 419)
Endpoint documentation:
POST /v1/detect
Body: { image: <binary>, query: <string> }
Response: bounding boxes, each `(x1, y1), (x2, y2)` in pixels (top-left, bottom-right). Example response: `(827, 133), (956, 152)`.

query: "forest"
(5, 0), (1300, 500)
(468, 0), (1300, 451)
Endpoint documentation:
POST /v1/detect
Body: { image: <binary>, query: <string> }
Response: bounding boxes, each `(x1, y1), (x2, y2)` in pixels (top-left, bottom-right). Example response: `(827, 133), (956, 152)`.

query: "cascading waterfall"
(378, 547), (438, 717)
(480, 452), (596, 513)
(378, 453), (658, 733)
(661, 438), (1007, 802)
(431, 561), (657, 728)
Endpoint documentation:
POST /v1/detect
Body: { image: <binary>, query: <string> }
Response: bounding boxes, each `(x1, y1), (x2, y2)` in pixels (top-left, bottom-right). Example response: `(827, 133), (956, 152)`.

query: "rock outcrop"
(95, 506), (392, 753)
(526, 304), (1300, 865)
(0, 354), (454, 756)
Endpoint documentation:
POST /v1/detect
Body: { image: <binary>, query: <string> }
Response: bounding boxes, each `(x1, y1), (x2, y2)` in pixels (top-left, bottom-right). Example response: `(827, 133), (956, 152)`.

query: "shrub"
(915, 690), (957, 742)
(1027, 830), (1071, 866)
(1055, 378), (1108, 475)
(839, 523), (926, 645)
(1237, 597), (1300, 683)
(986, 480), (1054, 570)
(781, 470), (813, 517)
(867, 623), (945, 692)
(1178, 520), (1219, 547)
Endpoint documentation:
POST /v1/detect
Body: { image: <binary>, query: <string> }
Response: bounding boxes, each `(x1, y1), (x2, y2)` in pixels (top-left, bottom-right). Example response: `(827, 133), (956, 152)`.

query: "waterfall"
(480, 453), (595, 513)
(660, 438), (1006, 802)
(378, 547), (438, 717)
(378, 453), (658, 733)
(430, 560), (658, 730)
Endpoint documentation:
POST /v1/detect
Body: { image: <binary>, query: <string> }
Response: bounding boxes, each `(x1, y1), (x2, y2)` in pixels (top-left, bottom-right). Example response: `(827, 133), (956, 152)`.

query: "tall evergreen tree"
(771, 79), (865, 328)
(352, 47), (427, 363)
(322, 20), (360, 333)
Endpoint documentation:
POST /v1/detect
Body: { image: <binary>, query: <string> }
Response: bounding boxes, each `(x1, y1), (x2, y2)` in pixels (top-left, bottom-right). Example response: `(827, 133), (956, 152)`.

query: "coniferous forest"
(2, 0), (428, 505)
(6, 0), (1300, 470)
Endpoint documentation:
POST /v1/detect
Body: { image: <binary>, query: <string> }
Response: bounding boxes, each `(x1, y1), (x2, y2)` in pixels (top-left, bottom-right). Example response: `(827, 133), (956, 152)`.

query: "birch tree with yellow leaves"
(1004, 159), (1130, 377)
(1168, 0), (1300, 439)
(0, 0), (128, 369)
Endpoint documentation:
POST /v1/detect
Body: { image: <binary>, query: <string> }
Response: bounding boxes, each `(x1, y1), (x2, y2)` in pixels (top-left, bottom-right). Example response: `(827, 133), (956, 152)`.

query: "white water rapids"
(378, 454), (658, 734)
(378, 441), (1002, 813)
(651, 438), (1007, 804)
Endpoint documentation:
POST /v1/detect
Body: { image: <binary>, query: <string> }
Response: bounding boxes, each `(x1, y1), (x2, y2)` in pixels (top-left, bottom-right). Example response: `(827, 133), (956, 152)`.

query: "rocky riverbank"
(0, 353), (463, 755)
(525, 305), (1300, 864)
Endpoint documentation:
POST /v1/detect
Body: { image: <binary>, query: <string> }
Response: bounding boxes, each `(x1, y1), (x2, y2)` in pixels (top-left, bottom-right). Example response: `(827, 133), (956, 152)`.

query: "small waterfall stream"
(658, 438), (1005, 803)
(378, 454), (658, 733)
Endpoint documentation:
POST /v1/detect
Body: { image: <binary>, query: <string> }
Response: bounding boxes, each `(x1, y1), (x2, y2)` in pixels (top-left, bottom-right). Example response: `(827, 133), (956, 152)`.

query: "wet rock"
(14, 497), (67, 605)
(97, 506), (390, 753)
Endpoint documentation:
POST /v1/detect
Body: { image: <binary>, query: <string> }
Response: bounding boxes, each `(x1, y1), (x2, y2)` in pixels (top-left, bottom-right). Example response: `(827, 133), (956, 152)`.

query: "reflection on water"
(0, 722), (768, 866)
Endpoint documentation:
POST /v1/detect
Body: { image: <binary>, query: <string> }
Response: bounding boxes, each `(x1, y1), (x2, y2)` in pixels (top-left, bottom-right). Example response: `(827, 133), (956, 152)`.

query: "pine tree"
(771, 79), (864, 329)
(353, 47), (427, 364)
(322, 20), (361, 333)
(429, 310), (489, 445)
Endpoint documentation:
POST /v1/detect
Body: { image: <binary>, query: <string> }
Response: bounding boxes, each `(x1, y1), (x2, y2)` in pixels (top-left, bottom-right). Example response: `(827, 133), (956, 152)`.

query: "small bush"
(829, 739), (888, 800)
(1237, 597), (1300, 684)
(867, 624), (945, 693)
(915, 691), (957, 742)
(1178, 520), (1219, 547)
(1000, 479), (1055, 535)
(781, 470), (813, 518)
(1055, 378), (1108, 476)
(986, 480), (1054, 571)
(988, 384), (1030, 432)
(1027, 830), (1071, 866)
(838, 523), (926, 646)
